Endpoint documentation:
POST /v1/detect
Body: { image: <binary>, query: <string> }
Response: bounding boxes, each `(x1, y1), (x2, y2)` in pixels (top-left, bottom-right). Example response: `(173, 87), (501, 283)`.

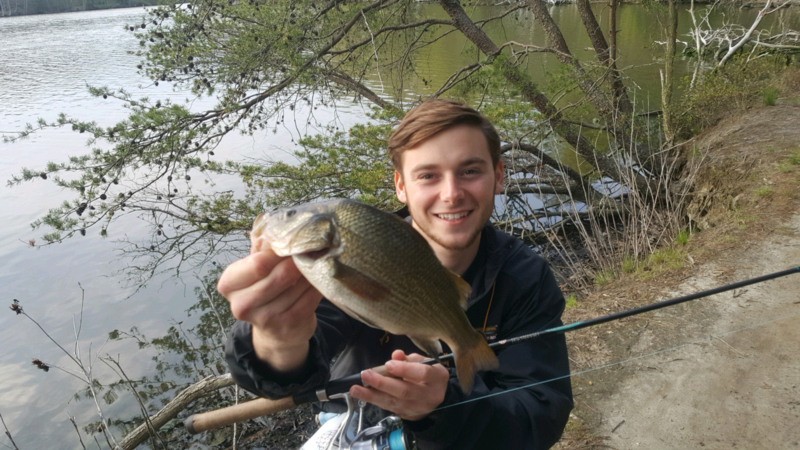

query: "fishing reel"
(312, 393), (417, 450)
(348, 415), (416, 450)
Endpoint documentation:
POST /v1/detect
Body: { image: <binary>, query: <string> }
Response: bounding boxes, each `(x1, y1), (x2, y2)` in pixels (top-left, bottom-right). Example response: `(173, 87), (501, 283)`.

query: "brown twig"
(9, 296), (120, 448)
(69, 416), (87, 450)
(0, 411), (20, 450)
(102, 356), (168, 450)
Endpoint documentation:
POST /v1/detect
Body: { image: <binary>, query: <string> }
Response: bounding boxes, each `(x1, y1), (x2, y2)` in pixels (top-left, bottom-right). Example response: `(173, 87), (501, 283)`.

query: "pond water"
(0, 4), (796, 448)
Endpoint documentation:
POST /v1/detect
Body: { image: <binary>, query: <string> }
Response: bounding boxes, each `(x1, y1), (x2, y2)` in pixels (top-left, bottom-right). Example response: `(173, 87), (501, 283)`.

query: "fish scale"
(252, 199), (499, 394)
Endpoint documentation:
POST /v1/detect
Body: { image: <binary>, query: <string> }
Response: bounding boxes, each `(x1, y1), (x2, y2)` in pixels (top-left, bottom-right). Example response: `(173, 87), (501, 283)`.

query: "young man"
(219, 99), (573, 449)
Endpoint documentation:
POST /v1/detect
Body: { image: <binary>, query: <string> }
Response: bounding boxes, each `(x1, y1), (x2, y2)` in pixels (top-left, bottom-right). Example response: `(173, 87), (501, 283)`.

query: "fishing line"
(433, 307), (800, 412)
(184, 268), (800, 435)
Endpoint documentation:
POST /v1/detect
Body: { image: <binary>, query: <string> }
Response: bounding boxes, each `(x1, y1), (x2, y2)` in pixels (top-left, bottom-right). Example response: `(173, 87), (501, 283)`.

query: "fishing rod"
(184, 265), (800, 434)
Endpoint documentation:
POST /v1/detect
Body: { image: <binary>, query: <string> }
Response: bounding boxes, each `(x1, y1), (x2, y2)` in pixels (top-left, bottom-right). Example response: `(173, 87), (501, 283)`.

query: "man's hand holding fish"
(218, 246), (322, 375)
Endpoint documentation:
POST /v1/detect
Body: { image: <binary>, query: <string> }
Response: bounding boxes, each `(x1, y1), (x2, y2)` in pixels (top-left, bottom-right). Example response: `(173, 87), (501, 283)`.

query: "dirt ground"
(558, 103), (800, 449)
(580, 218), (800, 449)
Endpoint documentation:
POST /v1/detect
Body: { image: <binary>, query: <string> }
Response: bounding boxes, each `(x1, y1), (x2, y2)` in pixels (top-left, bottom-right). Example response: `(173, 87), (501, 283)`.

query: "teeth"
(437, 212), (469, 221)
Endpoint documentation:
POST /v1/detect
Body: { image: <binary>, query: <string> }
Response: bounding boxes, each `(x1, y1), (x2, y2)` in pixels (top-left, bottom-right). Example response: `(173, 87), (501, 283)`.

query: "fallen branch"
(116, 373), (235, 450)
(717, 0), (792, 67)
(752, 41), (800, 50)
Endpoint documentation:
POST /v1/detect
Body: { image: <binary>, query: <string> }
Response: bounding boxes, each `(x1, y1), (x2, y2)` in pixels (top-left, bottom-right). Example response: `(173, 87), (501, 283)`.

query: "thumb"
(391, 350), (409, 362)
(404, 353), (427, 363)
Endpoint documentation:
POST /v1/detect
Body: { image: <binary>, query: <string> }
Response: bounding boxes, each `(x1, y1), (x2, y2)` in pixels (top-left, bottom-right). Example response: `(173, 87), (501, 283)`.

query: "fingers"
(220, 253), (305, 321)
(241, 277), (305, 325)
(390, 350), (408, 362)
(217, 249), (285, 296)
(351, 365), (448, 420)
(360, 369), (414, 397)
(386, 352), (446, 382)
(242, 262), (307, 313)
(281, 282), (323, 324)
(217, 247), (322, 342)
(350, 372), (410, 415)
(392, 350), (426, 363)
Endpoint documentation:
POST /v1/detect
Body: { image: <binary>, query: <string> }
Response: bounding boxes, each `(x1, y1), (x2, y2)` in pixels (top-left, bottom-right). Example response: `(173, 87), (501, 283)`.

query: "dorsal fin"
(446, 269), (471, 310)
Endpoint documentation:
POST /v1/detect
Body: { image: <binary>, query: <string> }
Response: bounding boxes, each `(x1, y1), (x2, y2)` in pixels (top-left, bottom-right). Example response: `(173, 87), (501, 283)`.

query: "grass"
(647, 248), (686, 271)
(621, 255), (637, 274)
(565, 294), (578, 310)
(592, 245), (690, 287)
(778, 163), (794, 173)
(675, 229), (690, 245)
(755, 186), (773, 197)
(594, 269), (617, 286)
(763, 87), (779, 106)
(788, 149), (800, 165)
(734, 211), (758, 230)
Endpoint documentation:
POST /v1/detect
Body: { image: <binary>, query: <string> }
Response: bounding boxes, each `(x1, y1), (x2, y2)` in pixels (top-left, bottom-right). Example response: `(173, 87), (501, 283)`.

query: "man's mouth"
(435, 211), (471, 221)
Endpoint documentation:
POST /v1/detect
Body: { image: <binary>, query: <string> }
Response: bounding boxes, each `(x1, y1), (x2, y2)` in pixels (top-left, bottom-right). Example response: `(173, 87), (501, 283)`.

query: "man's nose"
(440, 174), (464, 203)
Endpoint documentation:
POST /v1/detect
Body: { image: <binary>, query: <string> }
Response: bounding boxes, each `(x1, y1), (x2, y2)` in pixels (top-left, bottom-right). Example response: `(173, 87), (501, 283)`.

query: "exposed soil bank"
(559, 103), (800, 449)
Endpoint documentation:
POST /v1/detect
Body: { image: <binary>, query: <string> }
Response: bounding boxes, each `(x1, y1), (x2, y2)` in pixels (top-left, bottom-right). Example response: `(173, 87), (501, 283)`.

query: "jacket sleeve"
(225, 298), (363, 399)
(405, 260), (573, 450)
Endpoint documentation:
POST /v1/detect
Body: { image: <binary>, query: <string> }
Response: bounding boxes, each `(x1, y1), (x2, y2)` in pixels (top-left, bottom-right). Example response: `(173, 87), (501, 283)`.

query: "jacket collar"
(466, 223), (520, 308)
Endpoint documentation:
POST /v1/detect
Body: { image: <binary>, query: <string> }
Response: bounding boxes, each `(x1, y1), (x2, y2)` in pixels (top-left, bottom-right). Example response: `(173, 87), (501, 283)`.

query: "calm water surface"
(1, 4), (797, 448)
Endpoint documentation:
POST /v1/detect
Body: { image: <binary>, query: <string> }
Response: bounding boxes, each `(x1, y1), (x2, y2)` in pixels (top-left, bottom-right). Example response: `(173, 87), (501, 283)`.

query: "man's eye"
(464, 168), (480, 175)
(420, 174), (434, 180)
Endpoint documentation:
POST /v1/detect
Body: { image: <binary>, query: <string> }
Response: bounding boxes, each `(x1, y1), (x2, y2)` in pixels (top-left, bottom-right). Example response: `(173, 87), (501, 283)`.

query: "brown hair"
(387, 99), (500, 170)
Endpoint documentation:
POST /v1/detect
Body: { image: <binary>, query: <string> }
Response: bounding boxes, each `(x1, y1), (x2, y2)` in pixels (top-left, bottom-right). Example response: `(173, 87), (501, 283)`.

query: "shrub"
(763, 87), (778, 106)
(675, 56), (789, 136)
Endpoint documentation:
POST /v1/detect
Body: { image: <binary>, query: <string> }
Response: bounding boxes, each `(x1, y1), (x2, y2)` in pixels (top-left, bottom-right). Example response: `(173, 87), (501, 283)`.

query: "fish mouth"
(289, 216), (340, 262)
(296, 247), (332, 261)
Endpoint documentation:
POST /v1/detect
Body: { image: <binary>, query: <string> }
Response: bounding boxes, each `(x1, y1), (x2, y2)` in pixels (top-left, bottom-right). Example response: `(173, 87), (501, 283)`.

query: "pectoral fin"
(409, 336), (443, 358)
(446, 269), (471, 310)
(332, 259), (391, 302)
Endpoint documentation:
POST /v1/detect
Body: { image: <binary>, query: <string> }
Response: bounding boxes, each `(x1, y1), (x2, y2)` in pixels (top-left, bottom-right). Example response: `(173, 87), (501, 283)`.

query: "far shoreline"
(0, 1), (160, 19)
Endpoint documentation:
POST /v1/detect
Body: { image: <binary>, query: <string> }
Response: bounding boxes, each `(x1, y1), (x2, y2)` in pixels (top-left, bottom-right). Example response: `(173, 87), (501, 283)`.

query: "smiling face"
(395, 124), (503, 254)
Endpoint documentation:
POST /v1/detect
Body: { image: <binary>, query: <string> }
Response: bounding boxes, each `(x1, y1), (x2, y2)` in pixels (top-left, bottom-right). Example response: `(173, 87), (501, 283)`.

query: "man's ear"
(493, 160), (504, 195)
(394, 170), (407, 204)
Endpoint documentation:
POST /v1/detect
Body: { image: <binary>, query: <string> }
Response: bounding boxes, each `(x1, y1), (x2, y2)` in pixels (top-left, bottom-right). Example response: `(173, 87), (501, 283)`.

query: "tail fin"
(454, 334), (499, 395)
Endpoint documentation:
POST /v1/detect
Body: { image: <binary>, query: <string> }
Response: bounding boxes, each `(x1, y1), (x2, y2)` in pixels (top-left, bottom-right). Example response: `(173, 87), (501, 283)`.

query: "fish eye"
(285, 209), (296, 218)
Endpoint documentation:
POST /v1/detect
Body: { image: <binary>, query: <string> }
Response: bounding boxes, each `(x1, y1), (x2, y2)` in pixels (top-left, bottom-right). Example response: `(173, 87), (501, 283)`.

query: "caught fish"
(251, 199), (499, 394)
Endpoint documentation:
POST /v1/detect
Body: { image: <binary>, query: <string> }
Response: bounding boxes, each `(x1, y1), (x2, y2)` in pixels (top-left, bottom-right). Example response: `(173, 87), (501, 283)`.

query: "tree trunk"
(438, 0), (653, 196)
(524, 0), (615, 118)
(662, 0), (678, 145)
(575, 0), (632, 114)
(609, 0), (618, 63)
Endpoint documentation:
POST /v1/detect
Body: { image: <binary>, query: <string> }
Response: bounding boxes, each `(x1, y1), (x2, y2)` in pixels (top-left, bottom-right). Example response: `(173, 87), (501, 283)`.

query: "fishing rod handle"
(184, 366), (391, 434)
(184, 396), (297, 434)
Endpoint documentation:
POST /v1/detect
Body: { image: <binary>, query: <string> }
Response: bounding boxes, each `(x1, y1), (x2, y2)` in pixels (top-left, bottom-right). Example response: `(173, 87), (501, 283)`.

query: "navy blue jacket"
(226, 221), (573, 449)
